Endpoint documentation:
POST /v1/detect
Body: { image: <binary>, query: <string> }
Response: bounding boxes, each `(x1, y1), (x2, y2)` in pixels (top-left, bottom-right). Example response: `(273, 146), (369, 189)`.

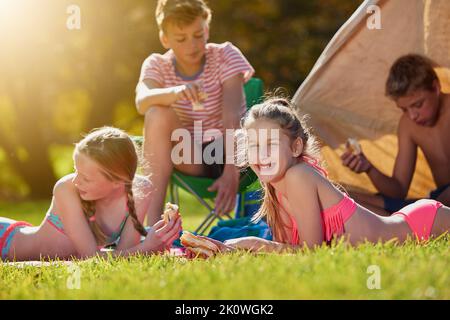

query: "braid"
(74, 126), (148, 243)
(125, 184), (148, 237)
(80, 198), (107, 244)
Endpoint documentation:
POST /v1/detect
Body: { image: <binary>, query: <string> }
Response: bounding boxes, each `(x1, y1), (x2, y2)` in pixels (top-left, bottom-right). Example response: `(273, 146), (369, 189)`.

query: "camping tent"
(293, 0), (450, 198)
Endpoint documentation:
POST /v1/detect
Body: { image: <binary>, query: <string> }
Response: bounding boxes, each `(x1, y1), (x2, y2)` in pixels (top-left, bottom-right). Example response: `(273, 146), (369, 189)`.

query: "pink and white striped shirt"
(138, 42), (255, 143)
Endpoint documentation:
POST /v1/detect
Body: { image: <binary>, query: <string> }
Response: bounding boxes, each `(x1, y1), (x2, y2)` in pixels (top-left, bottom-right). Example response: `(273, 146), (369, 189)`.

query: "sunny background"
(0, 0), (448, 300)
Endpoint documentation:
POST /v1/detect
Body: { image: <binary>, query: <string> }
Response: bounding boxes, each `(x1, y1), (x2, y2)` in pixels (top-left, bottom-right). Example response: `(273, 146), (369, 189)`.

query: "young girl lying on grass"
(195, 97), (450, 254)
(0, 127), (182, 261)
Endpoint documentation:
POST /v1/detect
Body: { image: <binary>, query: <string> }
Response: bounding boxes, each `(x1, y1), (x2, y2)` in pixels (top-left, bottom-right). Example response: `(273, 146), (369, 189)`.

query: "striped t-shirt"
(138, 42), (255, 143)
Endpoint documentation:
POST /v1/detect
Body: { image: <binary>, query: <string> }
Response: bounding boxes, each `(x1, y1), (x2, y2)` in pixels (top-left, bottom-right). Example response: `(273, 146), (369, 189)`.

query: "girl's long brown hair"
(239, 97), (323, 243)
(75, 126), (148, 244)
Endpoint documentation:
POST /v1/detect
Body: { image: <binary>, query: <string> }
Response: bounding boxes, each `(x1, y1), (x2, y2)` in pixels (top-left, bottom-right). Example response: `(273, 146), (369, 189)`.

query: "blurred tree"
(0, 0), (360, 199)
(0, 0), (160, 198)
(210, 0), (360, 93)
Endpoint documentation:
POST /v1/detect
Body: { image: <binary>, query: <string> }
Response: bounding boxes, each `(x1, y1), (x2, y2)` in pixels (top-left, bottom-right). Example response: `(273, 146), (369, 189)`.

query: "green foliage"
(0, 0), (361, 198)
(211, 0), (360, 93)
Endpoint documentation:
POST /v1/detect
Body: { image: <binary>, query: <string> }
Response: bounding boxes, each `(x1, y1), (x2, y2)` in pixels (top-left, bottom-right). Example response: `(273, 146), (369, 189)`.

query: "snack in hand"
(180, 231), (219, 258)
(162, 202), (179, 223)
(192, 88), (208, 111)
(346, 138), (362, 155)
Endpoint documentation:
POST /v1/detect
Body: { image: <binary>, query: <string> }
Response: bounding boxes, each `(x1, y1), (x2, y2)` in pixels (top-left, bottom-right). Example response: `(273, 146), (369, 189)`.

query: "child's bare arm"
(135, 79), (178, 115)
(112, 217), (182, 258)
(135, 79), (200, 115)
(341, 117), (417, 199)
(367, 116), (417, 198)
(285, 167), (325, 248)
(52, 178), (100, 258)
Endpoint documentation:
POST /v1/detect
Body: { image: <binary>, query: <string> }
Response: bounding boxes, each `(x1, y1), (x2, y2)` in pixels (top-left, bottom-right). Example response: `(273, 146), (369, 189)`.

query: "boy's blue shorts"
(379, 183), (449, 213)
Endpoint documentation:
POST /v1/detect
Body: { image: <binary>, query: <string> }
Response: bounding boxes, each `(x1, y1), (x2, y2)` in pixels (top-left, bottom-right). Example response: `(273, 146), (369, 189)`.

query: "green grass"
(0, 192), (449, 299)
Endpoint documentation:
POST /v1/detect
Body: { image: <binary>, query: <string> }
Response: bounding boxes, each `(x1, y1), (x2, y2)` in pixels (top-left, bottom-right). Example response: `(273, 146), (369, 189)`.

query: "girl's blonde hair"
(240, 97), (323, 243)
(156, 0), (212, 33)
(74, 126), (148, 244)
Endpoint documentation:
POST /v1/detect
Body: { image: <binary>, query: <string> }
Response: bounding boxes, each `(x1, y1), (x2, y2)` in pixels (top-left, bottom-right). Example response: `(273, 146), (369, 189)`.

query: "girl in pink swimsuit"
(216, 98), (450, 252)
(0, 127), (182, 261)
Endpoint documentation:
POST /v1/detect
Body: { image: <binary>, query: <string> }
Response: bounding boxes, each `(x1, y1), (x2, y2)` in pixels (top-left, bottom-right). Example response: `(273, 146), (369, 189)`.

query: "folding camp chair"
(134, 77), (264, 235)
(169, 78), (264, 235)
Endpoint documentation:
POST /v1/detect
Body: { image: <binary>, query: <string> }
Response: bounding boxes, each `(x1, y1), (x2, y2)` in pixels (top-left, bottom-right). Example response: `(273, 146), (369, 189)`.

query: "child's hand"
(207, 166), (240, 216)
(183, 235), (235, 259)
(341, 151), (372, 173)
(142, 214), (182, 253)
(173, 82), (205, 104)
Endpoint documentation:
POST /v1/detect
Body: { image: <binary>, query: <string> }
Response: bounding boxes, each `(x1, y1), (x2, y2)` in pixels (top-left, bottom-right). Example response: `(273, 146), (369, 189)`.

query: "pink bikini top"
(278, 157), (357, 245)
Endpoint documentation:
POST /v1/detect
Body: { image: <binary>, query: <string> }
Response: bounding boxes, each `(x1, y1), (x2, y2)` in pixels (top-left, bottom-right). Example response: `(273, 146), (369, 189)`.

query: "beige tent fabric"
(293, 0), (450, 198)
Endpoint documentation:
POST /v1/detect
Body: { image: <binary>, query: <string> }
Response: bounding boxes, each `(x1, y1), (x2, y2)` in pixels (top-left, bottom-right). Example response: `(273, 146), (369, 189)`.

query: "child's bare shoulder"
(51, 174), (81, 215)
(398, 112), (415, 133)
(397, 113), (418, 143)
(285, 162), (320, 187)
(53, 174), (77, 197)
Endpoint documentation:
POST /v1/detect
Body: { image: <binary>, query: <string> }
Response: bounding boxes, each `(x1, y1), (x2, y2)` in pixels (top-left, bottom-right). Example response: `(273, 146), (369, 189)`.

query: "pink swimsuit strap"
(301, 156), (329, 177)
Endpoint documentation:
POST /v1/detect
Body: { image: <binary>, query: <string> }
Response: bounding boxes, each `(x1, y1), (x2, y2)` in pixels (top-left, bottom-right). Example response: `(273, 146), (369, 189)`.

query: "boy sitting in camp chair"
(341, 54), (450, 215)
(135, 0), (254, 225)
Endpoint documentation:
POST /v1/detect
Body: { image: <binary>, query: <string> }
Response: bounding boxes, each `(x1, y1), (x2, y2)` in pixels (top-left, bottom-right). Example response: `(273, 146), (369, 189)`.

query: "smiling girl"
(211, 97), (450, 252)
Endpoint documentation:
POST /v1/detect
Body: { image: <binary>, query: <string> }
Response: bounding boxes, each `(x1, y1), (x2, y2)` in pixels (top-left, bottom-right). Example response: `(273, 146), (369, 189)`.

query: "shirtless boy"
(341, 54), (450, 215)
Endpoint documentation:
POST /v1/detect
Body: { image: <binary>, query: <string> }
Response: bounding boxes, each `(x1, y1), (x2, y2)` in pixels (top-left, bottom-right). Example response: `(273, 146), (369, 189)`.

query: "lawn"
(0, 189), (449, 300)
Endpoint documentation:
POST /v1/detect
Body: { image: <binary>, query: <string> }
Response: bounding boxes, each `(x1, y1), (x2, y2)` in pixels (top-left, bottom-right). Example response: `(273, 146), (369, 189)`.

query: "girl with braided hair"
(0, 127), (182, 261)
